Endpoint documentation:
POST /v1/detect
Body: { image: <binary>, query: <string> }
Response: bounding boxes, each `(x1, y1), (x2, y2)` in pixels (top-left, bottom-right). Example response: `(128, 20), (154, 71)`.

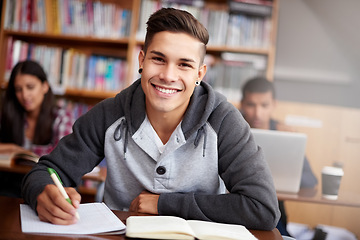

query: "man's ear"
(198, 64), (207, 81)
(138, 50), (145, 68)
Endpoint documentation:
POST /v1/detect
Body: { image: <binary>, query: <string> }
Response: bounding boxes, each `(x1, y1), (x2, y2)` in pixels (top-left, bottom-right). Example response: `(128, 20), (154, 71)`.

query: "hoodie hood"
(117, 78), (227, 140)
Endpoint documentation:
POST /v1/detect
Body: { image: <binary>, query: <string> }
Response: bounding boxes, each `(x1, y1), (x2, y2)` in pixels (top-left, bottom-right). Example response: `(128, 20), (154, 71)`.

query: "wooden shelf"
(0, 0), (278, 101)
(3, 30), (131, 45)
(64, 88), (119, 100)
(207, 46), (271, 55)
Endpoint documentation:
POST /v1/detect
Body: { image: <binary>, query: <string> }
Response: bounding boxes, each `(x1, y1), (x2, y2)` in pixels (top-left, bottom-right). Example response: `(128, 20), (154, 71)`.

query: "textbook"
(0, 151), (39, 167)
(126, 216), (258, 240)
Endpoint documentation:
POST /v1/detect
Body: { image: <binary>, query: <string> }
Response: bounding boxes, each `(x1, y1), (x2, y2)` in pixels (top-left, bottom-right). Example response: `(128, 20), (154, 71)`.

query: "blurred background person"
(240, 76), (318, 236)
(0, 60), (73, 197)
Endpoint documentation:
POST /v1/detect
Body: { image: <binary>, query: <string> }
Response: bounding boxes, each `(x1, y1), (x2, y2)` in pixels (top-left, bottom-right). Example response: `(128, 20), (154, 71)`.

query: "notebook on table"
(250, 128), (307, 193)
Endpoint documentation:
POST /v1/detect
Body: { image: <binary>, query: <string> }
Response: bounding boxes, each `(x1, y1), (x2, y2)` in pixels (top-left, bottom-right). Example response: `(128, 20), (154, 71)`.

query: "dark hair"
(144, 8), (209, 63)
(242, 76), (276, 99)
(0, 60), (56, 145)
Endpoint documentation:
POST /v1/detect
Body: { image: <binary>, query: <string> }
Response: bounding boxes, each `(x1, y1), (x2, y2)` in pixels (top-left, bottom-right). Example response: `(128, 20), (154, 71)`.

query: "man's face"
(241, 91), (276, 129)
(139, 31), (206, 118)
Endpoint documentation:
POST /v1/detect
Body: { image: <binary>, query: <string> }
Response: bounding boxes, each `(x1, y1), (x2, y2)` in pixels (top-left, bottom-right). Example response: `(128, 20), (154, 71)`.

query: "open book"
(126, 216), (258, 240)
(0, 151), (39, 167)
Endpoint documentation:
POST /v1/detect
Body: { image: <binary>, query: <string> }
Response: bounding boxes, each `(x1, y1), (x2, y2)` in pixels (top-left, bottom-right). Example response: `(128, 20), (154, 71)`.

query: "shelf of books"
(0, 0), (136, 100)
(0, 0), (278, 107)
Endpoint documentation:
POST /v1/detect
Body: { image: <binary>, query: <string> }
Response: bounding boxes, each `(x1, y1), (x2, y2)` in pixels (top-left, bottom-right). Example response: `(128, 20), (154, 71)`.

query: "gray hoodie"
(22, 79), (280, 230)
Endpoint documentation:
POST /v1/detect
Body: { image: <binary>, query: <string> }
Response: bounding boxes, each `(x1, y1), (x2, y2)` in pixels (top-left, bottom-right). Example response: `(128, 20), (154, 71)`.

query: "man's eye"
(152, 57), (164, 62)
(179, 63), (192, 68)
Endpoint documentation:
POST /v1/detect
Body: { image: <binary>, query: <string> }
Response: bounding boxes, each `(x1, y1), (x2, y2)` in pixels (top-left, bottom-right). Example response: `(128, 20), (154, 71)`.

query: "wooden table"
(277, 188), (360, 208)
(0, 196), (283, 240)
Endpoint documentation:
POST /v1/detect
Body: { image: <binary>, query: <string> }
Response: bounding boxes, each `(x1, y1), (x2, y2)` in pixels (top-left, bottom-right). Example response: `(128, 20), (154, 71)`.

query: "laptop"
(250, 128), (307, 193)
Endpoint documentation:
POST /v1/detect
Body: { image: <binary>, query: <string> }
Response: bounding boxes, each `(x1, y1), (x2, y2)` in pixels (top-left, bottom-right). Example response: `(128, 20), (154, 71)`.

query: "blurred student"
(0, 60), (73, 197)
(240, 76), (318, 236)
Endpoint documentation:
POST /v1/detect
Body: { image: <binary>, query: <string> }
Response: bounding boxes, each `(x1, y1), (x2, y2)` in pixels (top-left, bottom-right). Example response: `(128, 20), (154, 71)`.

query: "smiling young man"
(22, 8), (280, 230)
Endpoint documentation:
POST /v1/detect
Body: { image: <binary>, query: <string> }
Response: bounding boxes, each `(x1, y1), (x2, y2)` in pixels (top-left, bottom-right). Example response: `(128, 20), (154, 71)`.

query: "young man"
(22, 8), (280, 230)
(240, 76), (318, 235)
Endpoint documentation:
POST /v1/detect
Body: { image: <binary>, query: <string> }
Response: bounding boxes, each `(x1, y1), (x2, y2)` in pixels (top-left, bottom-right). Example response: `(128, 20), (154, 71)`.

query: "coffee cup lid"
(322, 166), (344, 176)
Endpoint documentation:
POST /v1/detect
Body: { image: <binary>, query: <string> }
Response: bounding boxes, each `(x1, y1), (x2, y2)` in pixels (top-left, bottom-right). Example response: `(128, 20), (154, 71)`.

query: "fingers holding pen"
(66, 187), (81, 209)
(36, 184), (79, 225)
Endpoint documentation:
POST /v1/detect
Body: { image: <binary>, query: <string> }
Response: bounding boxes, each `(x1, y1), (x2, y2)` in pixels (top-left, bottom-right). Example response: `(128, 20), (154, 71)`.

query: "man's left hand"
(129, 190), (159, 215)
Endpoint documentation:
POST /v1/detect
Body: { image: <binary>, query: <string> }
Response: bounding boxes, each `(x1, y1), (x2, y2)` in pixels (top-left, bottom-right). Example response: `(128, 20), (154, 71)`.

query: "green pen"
(47, 168), (80, 220)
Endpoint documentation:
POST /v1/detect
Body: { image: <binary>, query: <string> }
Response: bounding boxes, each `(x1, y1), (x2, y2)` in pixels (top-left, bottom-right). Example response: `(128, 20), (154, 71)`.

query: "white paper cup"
(321, 166), (344, 200)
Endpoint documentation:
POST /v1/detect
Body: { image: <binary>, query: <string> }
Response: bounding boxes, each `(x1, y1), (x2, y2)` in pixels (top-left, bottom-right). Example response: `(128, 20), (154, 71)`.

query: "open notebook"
(20, 202), (126, 235)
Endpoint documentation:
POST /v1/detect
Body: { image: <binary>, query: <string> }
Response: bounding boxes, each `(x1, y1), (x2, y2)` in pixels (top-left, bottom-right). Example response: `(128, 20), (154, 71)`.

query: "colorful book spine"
(4, 38), (126, 93)
(228, 0), (273, 17)
(137, 0), (270, 48)
(3, 0), (131, 37)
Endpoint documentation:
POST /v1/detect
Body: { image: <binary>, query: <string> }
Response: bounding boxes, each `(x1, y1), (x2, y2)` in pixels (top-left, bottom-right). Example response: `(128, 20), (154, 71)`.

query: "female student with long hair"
(0, 60), (73, 197)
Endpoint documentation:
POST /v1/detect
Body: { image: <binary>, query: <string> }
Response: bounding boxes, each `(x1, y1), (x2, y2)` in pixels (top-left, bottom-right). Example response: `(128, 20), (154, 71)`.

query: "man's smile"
(152, 84), (182, 94)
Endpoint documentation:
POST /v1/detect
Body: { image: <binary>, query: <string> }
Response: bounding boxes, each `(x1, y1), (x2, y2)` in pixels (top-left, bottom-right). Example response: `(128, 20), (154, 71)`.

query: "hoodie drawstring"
(114, 119), (128, 160)
(194, 125), (207, 157)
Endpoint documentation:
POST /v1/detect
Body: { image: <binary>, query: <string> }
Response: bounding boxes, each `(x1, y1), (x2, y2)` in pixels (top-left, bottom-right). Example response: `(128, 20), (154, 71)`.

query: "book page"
(0, 151), (39, 167)
(20, 202), (126, 235)
(12, 152), (39, 166)
(126, 216), (195, 240)
(187, 220), (258, 240)
(0, 153), (12, 167)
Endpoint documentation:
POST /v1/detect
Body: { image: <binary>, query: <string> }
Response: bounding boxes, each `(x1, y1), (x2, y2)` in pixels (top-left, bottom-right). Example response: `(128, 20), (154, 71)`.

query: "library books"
(0, 151), (39, 168)
(204, 52), (266, 103)
(125, 216), (258, 240)
(226, 14), (272, 49)
(4, 38), (127, 94)
(228, 0), (273, 17)
(162, 0), (205, 7)
(137, 0), (271, 48)
(3, 0), (132, 38)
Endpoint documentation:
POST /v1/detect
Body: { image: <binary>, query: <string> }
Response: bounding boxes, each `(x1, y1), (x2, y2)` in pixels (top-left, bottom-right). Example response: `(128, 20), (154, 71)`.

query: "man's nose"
(159, 64), (178, 82)
(255, 106), (262, 117)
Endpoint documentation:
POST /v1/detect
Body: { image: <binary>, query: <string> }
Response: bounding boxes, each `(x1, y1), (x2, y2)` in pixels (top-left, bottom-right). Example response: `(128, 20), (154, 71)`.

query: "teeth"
(156, 86), (177, 94)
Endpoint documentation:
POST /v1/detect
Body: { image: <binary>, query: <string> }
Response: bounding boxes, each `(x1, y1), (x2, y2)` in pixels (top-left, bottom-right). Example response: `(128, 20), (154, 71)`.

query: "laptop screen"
(250, 128), (307, 193)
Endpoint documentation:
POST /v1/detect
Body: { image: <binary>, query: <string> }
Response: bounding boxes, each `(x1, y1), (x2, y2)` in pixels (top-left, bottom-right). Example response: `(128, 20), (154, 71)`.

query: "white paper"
(188, 220), (258, 240)
(20, 202), (126, 235)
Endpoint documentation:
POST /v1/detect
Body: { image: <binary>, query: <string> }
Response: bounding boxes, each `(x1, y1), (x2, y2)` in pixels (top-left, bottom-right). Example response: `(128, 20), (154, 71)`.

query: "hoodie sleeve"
(21, 99), (115, 211)
(158, 103), (280, 230)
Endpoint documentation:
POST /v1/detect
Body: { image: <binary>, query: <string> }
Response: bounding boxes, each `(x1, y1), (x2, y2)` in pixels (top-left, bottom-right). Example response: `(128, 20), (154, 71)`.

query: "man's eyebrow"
(150, 50), (196, 63)
(150, 50), (165, 57)
(180, 57), (196, 63)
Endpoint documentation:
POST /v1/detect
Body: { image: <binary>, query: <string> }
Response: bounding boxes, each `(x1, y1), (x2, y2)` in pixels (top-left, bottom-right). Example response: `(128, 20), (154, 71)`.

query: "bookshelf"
(0, 0), (278, 104)
(0, 0), (140, 100)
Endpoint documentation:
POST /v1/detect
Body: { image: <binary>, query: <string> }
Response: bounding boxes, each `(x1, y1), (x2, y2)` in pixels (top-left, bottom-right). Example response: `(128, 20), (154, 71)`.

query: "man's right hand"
(36, 184), (81, 225)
